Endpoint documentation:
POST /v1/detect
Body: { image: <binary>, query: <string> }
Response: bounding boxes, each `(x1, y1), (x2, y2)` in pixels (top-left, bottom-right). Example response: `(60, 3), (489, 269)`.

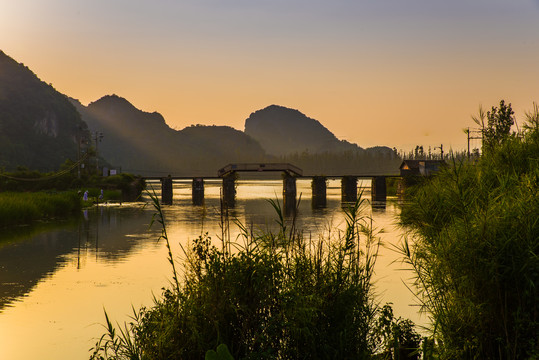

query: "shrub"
(399, 107), (539, 358)
(91, 193), (421, 359)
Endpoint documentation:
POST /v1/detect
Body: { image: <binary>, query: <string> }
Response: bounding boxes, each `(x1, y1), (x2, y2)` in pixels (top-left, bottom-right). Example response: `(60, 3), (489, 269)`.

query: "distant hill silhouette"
(243, 105), (400, 175)
(1, 50), (400, 176)
(73, 95), (267, 176)
(244, 105), (362, 156)
(0, 51), (88, 171)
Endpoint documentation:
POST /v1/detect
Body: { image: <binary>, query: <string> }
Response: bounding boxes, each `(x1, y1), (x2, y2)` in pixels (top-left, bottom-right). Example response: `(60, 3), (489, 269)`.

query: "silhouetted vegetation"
(90, 194), (423, 359)
(473, 99), (515, 153)
(399, 101), (539, 359)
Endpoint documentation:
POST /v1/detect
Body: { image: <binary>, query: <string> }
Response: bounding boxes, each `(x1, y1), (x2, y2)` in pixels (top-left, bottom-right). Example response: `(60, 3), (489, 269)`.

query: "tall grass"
(398, 112), (539, 358)
(90, 193), (422, 359)
(0, 191), (81, 227)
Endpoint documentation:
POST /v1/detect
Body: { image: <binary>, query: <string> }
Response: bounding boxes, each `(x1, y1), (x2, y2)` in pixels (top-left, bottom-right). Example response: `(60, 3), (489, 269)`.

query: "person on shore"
(99, 189), (104, 201)
(83, 190), (88, 201)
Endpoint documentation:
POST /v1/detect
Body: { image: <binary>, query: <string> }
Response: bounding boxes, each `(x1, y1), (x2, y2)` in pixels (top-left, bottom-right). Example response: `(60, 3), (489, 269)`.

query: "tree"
(473, 99), (515, 151)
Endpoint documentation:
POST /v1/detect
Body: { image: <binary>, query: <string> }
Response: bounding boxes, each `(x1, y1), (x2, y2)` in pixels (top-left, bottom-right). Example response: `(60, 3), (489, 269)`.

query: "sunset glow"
(1, 0), (538, 150)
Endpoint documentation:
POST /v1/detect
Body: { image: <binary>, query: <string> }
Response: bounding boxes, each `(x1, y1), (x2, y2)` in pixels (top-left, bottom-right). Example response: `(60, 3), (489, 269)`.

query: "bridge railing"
(218, 163), (303, 177)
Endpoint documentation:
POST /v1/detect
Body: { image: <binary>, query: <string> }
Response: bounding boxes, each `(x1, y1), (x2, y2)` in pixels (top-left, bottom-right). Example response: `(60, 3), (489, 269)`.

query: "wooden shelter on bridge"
(218, 163), (302, 209)
(218, 163), (303, 177)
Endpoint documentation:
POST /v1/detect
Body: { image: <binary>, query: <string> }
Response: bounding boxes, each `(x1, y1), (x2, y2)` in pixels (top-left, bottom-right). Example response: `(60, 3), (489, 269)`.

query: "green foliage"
(0, 191), (81, 227)
(89, 309), (144, 360)
(472, 99), (515, 152)
(372, 304), (421, 360)
(399, 104), (539, 359)
(90, 195), (422, 359)
(0, 169), (144, 202)
(205, 344), (234, 360)
(385, 177), (400, 197)
(0, 167), (75, 192)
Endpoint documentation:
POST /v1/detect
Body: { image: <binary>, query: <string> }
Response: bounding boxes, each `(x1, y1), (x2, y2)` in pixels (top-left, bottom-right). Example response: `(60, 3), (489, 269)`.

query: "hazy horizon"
(1, 0), (538, 152)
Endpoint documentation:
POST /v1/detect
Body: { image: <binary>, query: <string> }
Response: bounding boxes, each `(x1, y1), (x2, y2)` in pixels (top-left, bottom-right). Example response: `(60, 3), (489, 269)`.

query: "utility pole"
(77, 126), (85, 179)
(465, 127), (483, 160)
(77, 130), (81, 179)
(93, 131), (104, 175)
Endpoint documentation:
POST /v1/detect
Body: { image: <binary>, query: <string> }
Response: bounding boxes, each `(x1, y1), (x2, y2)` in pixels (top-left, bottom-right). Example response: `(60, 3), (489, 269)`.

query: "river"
(0, 179), (424, 359)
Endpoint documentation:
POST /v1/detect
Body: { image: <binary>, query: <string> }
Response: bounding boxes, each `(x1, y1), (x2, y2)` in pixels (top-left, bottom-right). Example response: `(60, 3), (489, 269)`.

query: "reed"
(398, 107), (539, 359)
(90, 193), (421, 359)
(0, 191), (81, 227)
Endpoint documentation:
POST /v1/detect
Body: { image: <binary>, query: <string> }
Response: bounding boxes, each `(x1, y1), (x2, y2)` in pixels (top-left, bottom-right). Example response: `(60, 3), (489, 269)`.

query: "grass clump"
(90, 192), (422, 359)
(398, 104), (539, 358)
(0, 191), (81, 227)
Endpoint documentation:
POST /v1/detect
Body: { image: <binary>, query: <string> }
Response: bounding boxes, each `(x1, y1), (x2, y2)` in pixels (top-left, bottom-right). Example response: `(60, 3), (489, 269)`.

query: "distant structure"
(218, 163), (302, 210)
(154, 163), (399, 210)
(218, 163), (303, 177)
(399, 160), (446, 177)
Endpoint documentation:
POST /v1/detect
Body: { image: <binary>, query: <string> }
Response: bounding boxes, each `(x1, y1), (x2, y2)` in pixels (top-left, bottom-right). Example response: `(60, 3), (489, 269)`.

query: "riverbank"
(0, 171), (145, 227)
(0, 191), (82, 227)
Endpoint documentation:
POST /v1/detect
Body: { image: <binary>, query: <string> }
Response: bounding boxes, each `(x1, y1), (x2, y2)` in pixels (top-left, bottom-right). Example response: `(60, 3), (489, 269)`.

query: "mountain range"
(72, 95), (266, 176)
(0, 50), (399, 176)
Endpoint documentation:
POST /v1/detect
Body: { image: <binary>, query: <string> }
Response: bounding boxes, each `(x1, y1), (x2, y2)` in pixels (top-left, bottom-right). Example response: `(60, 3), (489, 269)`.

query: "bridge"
(218, 163), (303, 177)
(151, 163), (398, 211)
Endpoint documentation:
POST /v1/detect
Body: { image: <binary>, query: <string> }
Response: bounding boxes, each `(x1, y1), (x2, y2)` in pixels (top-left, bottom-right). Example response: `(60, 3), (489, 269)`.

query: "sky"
(1, 0), (538, 151)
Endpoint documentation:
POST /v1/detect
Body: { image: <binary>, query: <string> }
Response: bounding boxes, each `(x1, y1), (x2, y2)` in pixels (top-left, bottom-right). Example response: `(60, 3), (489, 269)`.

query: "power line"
(0, 153), (90, 182)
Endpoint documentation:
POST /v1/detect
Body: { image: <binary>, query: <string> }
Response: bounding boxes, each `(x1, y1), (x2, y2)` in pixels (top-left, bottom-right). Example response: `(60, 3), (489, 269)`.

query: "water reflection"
(0, 182), (389, 313)
(0, 206), (158, 311)
(0, 180), (419, 360)
(0, 222), (78, 310)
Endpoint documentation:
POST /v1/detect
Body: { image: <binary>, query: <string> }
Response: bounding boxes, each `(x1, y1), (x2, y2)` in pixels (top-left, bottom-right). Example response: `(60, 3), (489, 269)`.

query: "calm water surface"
(0, 180), (423, 360)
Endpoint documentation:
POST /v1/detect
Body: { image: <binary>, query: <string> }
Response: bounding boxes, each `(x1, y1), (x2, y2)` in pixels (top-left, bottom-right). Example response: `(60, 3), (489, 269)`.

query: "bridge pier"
(192, 177), (204, 205)
(311, 176), (327, 208)
(341, 176), (358, 203)
(371, 176), (387, 203)
(222, 175), (236, 207)
(283, 174), (297, 215)
(161, 176), (173, 205)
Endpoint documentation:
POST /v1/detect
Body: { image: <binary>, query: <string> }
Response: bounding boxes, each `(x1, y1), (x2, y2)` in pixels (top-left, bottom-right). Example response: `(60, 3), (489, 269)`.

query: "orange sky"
(1, 0), (538, 151)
